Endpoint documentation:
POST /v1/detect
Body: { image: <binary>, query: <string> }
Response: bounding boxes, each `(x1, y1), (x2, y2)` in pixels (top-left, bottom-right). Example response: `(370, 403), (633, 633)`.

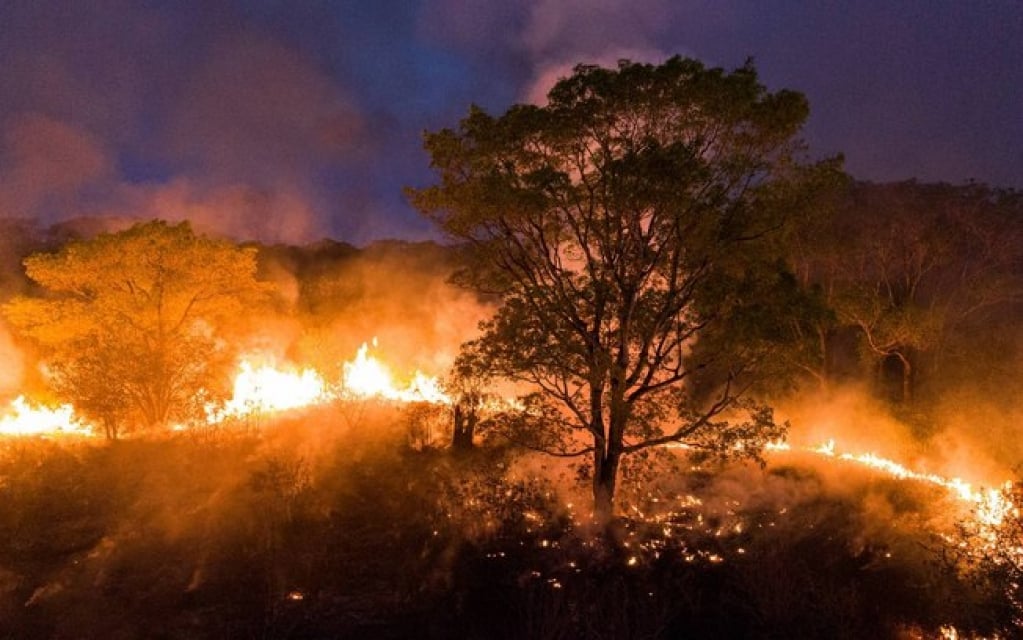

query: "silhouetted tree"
(410, 57), (831, 518)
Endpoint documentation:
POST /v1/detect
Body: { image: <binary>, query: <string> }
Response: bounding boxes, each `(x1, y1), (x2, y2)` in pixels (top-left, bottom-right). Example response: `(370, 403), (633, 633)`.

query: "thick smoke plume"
(0, 325), (23, 397)
(0, 1), (370, 244)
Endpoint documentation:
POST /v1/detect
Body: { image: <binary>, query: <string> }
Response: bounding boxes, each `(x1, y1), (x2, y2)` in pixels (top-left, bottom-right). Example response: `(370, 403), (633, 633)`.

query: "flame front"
(209, 360), (331, 422)
(206, 339), (451, 425)
(0, 395), (92, 436)
(767, 438), (1016, 544)
(341, 340), (398, 399)
(1, 340), (1017, 564)
(0, 339), (449, 434)
(340, 340), (450, 404)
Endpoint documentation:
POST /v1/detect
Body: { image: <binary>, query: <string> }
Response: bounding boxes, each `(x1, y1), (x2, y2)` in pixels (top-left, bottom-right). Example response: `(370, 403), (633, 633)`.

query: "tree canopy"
(787, 181), (1023, 402)
(3, 220), (269, 437)
(409, 57), (831, 517)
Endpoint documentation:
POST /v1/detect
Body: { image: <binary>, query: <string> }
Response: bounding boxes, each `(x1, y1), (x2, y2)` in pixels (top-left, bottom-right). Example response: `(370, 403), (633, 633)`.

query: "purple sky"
(0, 1), (1019, 244)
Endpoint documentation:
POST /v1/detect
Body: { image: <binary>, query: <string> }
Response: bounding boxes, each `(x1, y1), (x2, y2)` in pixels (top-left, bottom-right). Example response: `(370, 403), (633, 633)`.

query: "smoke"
(1, 0), (707, 244)
(928, 387), (1023, 480)
(271, 242), (493, 379)
(518, 0), (697, 98)
(776, 384), (1017, 486)
(0, 1), (375, 244)
(0, 325), (24, 397)
(421, 0), (682, 106)
(113, 179), (327, 246)
(1, 0), (1020, 250)
(159, 32), (360, 186)
(0, 114), (115, 222)
(776, 386), (920, 461)
(522, 46), (669, 105)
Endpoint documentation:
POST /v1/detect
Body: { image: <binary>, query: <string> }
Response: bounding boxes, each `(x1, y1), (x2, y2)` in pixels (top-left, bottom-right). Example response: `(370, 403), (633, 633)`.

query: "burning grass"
(0, 396), (93, 437)
(0, 336), (1018, 637)
(0, 337), (451, 437)
(0, 406), (1016, 638)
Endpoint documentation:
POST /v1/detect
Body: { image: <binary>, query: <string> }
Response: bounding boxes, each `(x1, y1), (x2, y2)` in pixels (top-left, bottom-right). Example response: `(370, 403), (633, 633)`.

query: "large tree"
(410, 57), (827, 518)
(3, 220), (269, 437)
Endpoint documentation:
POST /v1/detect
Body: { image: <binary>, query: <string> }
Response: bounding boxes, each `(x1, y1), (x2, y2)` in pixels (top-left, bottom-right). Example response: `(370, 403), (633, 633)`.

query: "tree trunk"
(817, 325), (830, 393)
(895, 352), (913, 403)
(592, 447), (621, 523)
(451, 403), (477, 451)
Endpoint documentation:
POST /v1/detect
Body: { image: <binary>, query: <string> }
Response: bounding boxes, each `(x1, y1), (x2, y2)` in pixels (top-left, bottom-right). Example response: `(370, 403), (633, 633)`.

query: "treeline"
(3, 179), (1019, 416)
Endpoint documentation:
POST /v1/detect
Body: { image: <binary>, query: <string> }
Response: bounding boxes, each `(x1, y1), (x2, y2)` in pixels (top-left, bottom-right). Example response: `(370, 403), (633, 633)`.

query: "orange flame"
(4, 339), (1018, 558)
(204, 338), (451, 425)
(207, 359), (331, 422)
(767, 438), (1015, 531)
(0, 395), (93, 436)
(339, 339), (450, 404)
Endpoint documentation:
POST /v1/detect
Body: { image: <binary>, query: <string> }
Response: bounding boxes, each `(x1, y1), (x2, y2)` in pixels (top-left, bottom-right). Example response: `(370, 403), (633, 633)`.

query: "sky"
(0, 0), (1020, 245)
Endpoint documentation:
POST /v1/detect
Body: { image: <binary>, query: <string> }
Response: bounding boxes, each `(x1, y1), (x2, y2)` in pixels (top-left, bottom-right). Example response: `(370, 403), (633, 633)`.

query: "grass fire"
(0, 54), (1021, 640)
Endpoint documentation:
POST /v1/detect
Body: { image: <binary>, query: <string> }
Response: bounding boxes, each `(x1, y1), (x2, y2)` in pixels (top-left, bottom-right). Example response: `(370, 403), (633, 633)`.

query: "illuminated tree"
(410, 57), (829, 518)
(791, 182), (1023, 403)
(3, 220), (269, 437)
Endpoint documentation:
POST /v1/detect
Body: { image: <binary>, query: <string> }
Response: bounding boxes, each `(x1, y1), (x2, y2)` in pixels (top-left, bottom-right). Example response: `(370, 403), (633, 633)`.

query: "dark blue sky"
(0, 0), (1020, 244)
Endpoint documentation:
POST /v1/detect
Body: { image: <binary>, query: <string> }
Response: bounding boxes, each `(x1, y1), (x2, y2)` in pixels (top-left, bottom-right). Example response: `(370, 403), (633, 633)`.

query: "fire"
(0, 395), (93, 436)
(767, 439), (1015, 528)
(340, 339), (450, 404)
(0, 339), (447, 434)
(205, 338), (451, 425)
(341, 339), (397, 398)
(208, 359), (331, 422)
(3, 337), (1018, 556)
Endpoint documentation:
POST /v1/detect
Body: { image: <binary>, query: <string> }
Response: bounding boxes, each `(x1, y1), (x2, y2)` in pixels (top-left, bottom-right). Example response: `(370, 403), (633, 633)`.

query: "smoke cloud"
(0, 114), (115, 224)
(1, 1), (1019, 245)
(0, 1), (377, 244)
(0, 325), (24, 397)
(269, 243), (493, 379)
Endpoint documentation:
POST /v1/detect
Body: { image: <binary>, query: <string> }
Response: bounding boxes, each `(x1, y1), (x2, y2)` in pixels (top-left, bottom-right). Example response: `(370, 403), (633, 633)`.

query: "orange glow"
(4, 335), (1018, 563)
(0, 395), (93, 436)
(208, 359), (331, 422)
(768, 438), (1014, 527)
(206, 338), (451, 425)
(339, 339), (450, 404)
(1, 339), (450, 434)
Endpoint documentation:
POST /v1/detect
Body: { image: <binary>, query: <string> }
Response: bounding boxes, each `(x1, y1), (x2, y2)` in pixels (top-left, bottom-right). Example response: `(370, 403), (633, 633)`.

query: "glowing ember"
(0, 395), (93, 436)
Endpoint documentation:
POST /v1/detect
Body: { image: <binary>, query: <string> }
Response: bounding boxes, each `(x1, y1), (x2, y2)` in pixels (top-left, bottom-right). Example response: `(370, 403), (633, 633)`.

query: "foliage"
(789, 181), (1023, 402)
(3, 220), (270, 436)
(409, 56), (832, 515)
